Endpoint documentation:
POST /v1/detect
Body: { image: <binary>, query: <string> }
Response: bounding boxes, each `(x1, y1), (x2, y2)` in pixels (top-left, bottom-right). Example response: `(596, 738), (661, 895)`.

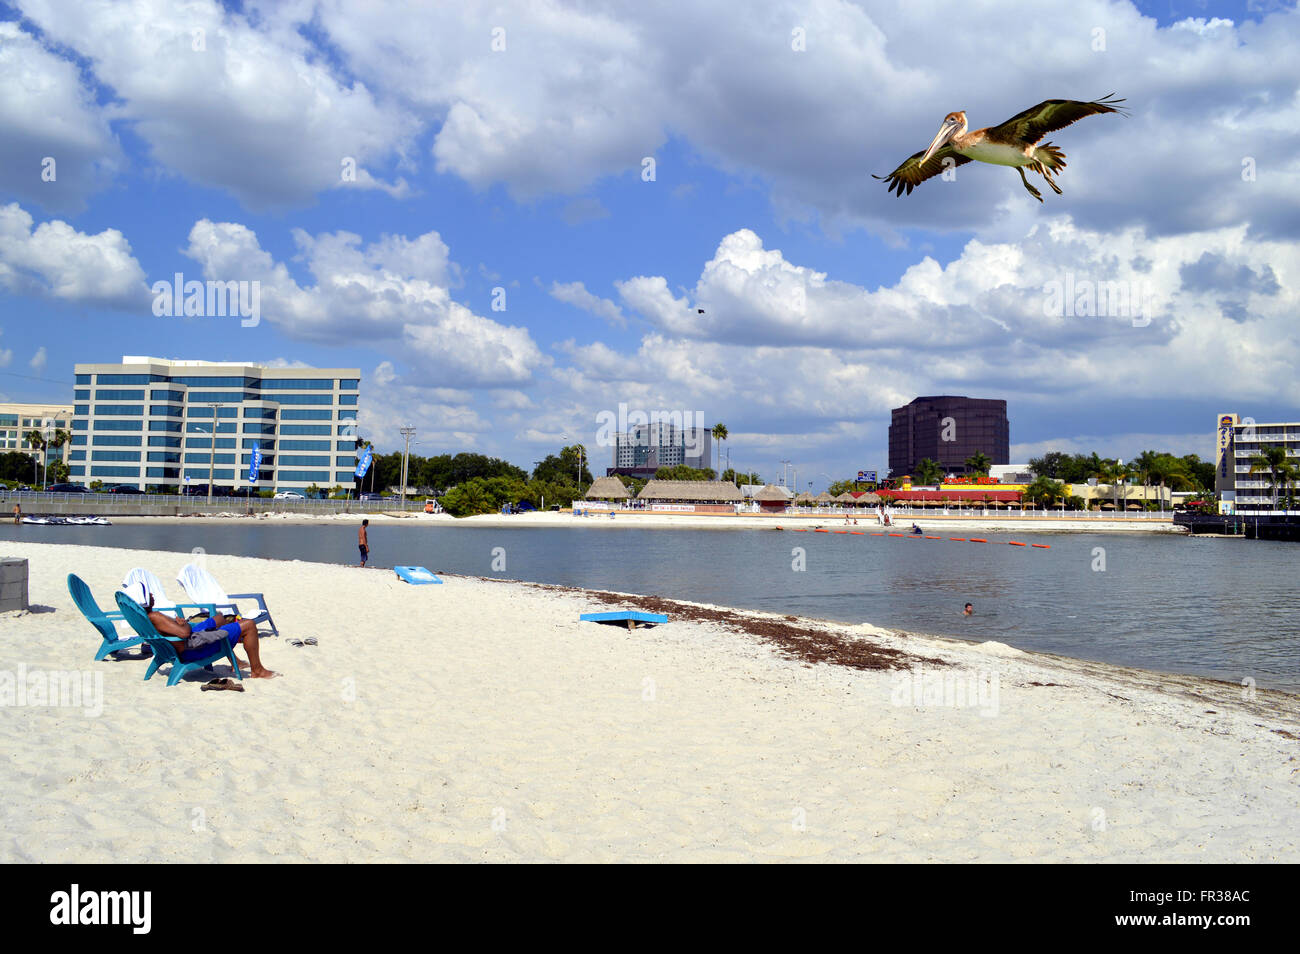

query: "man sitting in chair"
(124, 582), (277, 679)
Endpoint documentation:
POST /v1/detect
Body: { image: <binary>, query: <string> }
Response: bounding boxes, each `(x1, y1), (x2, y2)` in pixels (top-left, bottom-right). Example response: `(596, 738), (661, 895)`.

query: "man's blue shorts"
(181, 618), (242, 661)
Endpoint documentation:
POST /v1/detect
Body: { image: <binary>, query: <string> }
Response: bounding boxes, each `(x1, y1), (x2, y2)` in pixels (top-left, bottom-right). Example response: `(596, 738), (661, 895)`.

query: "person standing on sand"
(358, 519), (370, 567)
(12, 503), (19, 524)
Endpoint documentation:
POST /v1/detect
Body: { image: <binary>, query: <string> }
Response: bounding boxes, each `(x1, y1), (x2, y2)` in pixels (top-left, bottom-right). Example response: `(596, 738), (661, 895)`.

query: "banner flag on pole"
(355, 445), (373, 478)
(248, 443), (262, 484)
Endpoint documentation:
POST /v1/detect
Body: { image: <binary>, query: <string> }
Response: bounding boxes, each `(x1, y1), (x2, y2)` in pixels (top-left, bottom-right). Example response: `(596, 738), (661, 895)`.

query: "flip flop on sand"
(303, 637), (318, 646)
(201, 678), (245, 692)
(287, 638), (305, 647)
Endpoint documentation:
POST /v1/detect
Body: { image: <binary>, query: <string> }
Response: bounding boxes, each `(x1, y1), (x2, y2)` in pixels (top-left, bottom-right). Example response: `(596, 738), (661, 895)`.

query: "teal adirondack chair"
(113, 591), (243, 687)
(68, 573), (149, 661)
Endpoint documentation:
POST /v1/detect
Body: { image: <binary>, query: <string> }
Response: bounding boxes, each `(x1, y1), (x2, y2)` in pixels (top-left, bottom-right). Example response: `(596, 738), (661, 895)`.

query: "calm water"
(6, 522), (1298, 691)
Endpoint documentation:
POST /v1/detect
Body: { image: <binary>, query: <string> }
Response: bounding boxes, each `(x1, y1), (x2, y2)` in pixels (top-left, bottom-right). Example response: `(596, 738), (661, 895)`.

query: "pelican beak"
(920, 121), (955, 165)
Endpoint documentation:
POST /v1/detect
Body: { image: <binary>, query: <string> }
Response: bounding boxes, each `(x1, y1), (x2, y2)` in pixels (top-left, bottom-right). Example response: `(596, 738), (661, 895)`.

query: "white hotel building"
(1215, 412), (1300, 513)
(70, 358), (361, 493)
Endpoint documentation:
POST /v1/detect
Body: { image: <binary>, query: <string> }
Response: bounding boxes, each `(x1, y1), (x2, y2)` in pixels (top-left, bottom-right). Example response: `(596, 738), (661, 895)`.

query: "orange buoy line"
(1031, 543), (1051, 548)
(968, 538), (988, 543)
(1009, 541), (1027, 546)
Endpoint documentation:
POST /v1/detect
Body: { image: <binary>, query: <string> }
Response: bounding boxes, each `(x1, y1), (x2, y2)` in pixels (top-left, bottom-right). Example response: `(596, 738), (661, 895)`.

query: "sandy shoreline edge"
(2, 541), (1294, 862)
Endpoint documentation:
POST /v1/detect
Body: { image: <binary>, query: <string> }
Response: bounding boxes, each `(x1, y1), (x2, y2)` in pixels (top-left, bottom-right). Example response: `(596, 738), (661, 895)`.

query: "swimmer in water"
(963, 603), (973, 616)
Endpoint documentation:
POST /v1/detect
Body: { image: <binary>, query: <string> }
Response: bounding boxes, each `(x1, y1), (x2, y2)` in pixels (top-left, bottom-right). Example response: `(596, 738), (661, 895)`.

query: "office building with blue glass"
(70, 357), (361, 492)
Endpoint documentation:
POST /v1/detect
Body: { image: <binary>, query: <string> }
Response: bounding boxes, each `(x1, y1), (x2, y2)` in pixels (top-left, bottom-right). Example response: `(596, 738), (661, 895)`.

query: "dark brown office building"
(888, 396), (1009, 478)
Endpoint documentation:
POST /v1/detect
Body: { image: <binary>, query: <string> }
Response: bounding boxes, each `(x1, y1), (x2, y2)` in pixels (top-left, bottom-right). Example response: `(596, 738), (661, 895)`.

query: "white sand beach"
(2, 540), (1295, 863)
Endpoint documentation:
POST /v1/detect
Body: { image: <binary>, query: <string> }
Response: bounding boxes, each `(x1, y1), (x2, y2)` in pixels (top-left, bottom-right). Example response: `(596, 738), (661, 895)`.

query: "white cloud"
(181, 218), (545, 388)
(0, 21), (120, 211)
(17, 0), (414, 208)
(356, 362), (492, 453)
(29, 346), (47, 373)
(612, 223), (1300, 408)
(549, 281), (626, 327)
(0, 203), (148, 306)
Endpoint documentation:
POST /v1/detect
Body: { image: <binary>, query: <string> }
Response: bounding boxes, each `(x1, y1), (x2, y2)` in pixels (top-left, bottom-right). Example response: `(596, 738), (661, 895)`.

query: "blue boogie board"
(394, 566), (442, 585)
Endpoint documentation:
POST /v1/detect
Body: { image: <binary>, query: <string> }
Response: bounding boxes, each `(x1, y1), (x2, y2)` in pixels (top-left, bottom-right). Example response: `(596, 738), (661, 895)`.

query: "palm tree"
(23, 429), (45, 484)
(1025, 475), (1067, 507)
(1145, 455), (1191, 511)
(1248, 445), (1290, 510)
(711, 423), (728, 482)
(1103, 460), (1131, 512)
(914, 457), (942, 486)
(964, 450), (991, 476)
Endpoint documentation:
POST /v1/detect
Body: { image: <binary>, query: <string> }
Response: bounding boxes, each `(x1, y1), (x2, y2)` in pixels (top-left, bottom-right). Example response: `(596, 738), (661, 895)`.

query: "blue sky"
(1, 0), (1297, 488)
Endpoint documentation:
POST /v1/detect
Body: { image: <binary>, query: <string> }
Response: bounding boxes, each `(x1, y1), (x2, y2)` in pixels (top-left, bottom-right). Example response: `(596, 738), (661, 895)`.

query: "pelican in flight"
(874, 95), (1127, 201)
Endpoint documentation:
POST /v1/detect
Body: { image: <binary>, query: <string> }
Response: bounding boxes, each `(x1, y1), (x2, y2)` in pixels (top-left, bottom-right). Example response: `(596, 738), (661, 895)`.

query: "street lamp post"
(206, 403), (222, 505)
(560, 435), (586, 494)
(41, 418), (52, 488)
(399, 425), (416, 507)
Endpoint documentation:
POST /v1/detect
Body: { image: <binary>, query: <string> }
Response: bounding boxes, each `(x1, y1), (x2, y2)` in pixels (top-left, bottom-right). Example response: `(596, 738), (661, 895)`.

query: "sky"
(0, 0), (1297, 490)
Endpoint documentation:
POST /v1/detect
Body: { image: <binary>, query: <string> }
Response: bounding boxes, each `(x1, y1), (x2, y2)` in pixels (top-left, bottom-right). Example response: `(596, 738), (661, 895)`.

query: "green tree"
(1180, 454), (1215, 491)
(964, 450), (991, 476)
(532, 446), (592, 486)
(0, 451), (33, 482)
(1024, 475), (1068, 507)
(1028, 452), (1068, 479)
(22, 430), (44, 483)
(47, 460), (70, 484)
(1248, 445), (1291, 510)
(914, 458), (942, 486)
(654, 464), (716, 481)
(721, 468), (761, 486)
(440, 478), (496, 517)
(711, 422), (728, 481)
(1144, 453), (1192, 510)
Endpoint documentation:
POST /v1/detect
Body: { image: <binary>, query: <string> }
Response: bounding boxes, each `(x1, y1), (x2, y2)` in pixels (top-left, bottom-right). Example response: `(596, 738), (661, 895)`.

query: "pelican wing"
(872, 146), (971, 197)
(990, 94), (1127, 144)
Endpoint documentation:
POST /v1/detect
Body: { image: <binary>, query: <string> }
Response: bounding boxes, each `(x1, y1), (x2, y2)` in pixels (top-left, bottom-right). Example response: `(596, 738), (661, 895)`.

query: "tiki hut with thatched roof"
(793, 491), (815, 506)
(752, 483), (791, 512)
(833, 491), (858, 507)
(585, 476), (631, 501)
(637, 480), (745, 513)
(814, 492), (834, 505)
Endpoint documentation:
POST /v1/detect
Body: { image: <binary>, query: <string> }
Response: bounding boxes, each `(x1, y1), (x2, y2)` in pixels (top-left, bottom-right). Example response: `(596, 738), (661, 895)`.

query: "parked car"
(359, 492), (384, 500)
(48, 483), (90, 493)
(106, 484), (145, 494)
(228, 487), (262, 498)
(273, 490), (305, 500)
